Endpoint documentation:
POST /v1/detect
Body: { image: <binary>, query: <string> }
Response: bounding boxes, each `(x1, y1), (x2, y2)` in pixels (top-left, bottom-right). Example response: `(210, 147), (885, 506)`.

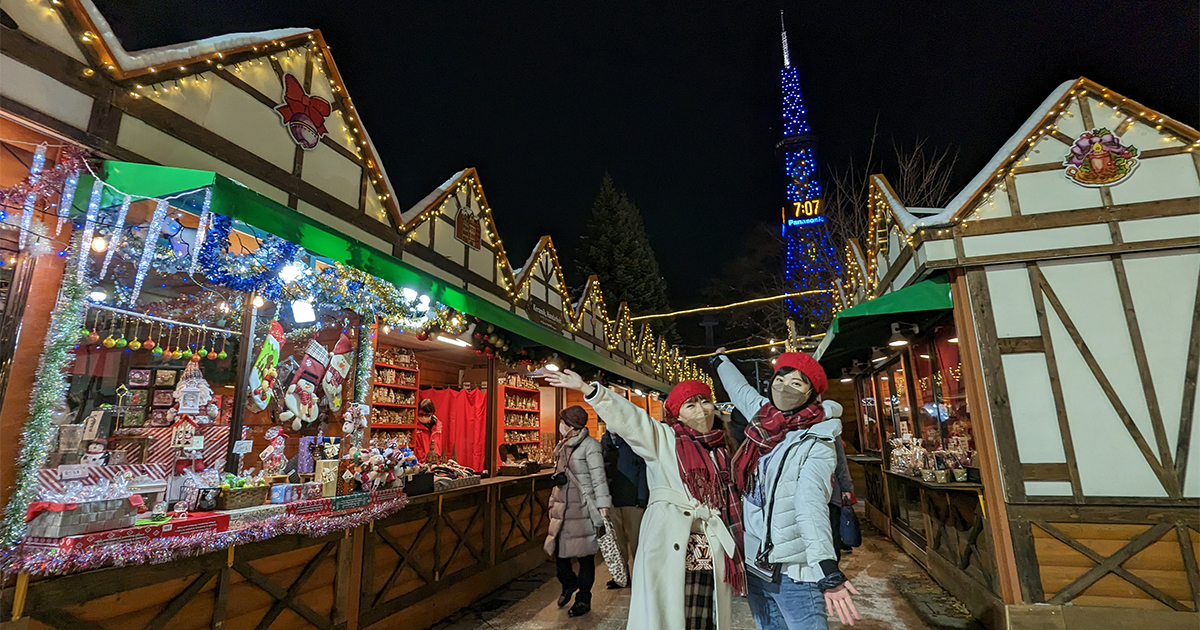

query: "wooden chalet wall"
(860, 78), (1200, 622)
(0, 0), (704, 388)
(0, 0), (399, 254)
(399, 170), (706, 386)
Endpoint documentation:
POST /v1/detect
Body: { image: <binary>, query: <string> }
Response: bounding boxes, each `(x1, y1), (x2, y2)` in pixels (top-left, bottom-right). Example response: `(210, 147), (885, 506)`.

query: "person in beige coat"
(548, 371), (744, 630)
(545, 405), (612, 617)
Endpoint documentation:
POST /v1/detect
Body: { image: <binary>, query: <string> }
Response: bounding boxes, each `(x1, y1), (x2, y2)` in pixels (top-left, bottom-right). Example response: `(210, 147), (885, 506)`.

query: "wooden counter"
(1, 473), (554, 630)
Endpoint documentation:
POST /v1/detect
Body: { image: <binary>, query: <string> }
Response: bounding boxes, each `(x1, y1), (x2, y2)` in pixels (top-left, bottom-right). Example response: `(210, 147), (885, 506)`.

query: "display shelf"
(504, 407), (538, 413)
(375, 362), (418, 372)
(370, 423), (419, 430)
(503, 385), (540, 395)
(503, 426), (539, 430)
(503, 440), (541, 445)
(371, 402), (416, 409)
(372, 382), (416, 390)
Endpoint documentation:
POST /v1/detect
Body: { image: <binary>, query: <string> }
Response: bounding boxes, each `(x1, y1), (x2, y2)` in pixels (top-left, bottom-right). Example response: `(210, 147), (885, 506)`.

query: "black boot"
(568, 601), (591, 617)
(606, 579), (626, 589)
(557, 590), (574, 607)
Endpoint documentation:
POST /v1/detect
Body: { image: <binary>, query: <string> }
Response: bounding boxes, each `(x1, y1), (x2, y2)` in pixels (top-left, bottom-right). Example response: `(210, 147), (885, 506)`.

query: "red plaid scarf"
(732, 402), (825, 494)
(670, 422), (746, 596)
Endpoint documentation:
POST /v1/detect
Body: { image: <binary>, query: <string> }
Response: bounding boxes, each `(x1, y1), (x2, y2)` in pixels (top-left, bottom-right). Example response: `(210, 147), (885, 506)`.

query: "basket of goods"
(216, 472), (270, 510)
(26, 478), (143, 538)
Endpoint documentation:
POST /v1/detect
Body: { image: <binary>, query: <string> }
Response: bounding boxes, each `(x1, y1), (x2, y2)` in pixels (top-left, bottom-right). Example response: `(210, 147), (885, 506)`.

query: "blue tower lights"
(778, 11), (841, 323)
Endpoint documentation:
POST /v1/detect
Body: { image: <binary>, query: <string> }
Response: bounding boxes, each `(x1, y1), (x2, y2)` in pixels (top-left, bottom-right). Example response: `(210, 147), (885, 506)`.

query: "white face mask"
(559, 421), (571, 436)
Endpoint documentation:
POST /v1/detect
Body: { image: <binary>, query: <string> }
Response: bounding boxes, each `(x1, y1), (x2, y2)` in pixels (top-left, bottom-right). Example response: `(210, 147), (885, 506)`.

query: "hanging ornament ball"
(487, 335), (498, 345)
(190, 352), (201, 363)
(486, 325), (494, 333)
(207, 350), (218, 360)
(142, 338), (156, 350)
(128, 339), (142, 351)
(115, 336), (128, 349)
(182, 348), (193, 360)
(87, 330), (100, 344)
(475, 350), (483, 356)
(79, 326), (90, 337)
(102, 335), (116, 348)
(217, 350), (228, 360)
(172, 349), (183, 360)
(152, 346), (165, 356)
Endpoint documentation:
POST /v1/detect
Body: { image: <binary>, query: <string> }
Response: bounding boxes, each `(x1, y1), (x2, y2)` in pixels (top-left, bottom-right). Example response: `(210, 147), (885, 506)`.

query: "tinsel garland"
(349, 326), (375, 450)
(0, 238), (89, 550)
(98, 194), (131, 279)
(196, 214), (298, 299)
(17, 144), (46, 251)
(0, 146), (88, 214)
(5, 495), (407, 576)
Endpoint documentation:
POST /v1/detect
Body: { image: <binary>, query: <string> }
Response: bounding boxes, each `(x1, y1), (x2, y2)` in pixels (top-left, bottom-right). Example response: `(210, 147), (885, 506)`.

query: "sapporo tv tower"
(777, 10), (840, 325)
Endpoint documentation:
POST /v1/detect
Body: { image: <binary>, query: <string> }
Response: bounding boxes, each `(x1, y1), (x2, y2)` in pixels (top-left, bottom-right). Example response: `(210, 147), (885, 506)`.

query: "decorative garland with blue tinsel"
(195, 214), (298, 299)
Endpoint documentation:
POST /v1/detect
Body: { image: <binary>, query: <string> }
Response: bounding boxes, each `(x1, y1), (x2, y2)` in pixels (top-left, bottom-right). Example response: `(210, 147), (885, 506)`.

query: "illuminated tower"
(777, 10), (839, 324)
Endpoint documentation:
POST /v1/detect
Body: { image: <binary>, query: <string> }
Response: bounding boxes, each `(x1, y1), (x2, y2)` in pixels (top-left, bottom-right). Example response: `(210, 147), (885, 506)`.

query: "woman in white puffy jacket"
(715, 349), (860, 629)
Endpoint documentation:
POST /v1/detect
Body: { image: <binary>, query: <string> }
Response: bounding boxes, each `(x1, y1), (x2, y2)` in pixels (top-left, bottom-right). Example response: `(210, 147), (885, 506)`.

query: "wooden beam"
(111, 90), (392, 240)
(1028, 264), (1083, 501)
(1177, 524), (1200, 612)
(1177, 272), (1200, 487)
(1031, 520), (1188, 611)
(144, 570), (216, 630)
(1008, 519), (1045, 602)
(956, 196), (1197, 237)
(1021, 462), (1070, 481)
(996, 336), (1044, 354)
(951, 270), (1023, 605)
(1005, 172), (1022, 216)
(1034, 266), (1181, 497)
(957, 236), (1199, 268)
(1006, 503), (1200, 525)
(875, 242), (913, 296)
(1043, 522), (1175, 607)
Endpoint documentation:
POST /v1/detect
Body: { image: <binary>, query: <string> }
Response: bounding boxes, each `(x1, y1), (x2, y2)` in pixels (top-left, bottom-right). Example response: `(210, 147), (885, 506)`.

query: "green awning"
(815, 275), (954, 371)
(99, 161), (671, 390)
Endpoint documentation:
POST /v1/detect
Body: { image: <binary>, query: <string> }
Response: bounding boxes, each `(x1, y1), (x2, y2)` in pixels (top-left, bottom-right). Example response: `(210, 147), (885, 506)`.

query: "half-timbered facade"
(826, 77), (1200, 629)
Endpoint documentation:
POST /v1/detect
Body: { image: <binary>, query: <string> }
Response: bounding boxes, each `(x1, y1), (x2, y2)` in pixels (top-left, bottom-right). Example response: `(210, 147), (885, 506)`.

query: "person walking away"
(713, 349), (860, 629)
(413, 399), (442, 463)
(547, 371), (744, 630)
(601, 428), (649, 587)
(823, 400), (855, 559)
(544, 405), (612, 617)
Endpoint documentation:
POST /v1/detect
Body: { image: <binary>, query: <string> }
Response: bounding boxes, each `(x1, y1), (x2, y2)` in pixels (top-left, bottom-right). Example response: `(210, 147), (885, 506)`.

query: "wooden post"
(224, 297), (257, 474)
(951, 270), (1022, 605)
(485, 357), (497, 475)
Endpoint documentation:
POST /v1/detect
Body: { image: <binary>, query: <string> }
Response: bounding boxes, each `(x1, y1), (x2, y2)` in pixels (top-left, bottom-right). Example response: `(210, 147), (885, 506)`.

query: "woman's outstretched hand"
(545, 370), (594, 395)
(824, 580), (861, 626)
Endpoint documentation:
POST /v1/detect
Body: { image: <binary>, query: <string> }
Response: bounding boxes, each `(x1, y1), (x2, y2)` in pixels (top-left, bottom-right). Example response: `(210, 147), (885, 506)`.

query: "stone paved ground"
(426, 517), (948, 630)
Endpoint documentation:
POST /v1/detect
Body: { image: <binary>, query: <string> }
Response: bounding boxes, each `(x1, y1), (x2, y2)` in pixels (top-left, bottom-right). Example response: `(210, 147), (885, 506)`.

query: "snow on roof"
(876, 181), (921, 232)
(81, 0), (310, 72)
(400, 170), (465, 225)
(910, 79), (1077, 228)
(907, 207), (942, 216)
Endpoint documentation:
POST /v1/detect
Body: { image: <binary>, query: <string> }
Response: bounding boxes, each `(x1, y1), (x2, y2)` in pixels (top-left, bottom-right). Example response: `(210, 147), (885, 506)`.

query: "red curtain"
(418, 389), (486, 472)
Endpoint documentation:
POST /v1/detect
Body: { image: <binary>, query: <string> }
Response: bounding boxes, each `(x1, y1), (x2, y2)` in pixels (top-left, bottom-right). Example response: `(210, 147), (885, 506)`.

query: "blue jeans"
(746, 572), (827, 630)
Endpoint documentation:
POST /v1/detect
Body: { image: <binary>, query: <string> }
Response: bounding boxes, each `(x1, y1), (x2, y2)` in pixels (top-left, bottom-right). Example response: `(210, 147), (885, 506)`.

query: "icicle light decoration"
(75, 179), (104, 283)
(55, 170), (79, 236)
(18, 144), (47, 250)
(190, 188), (213, 274)
(99, 194), (131, 279)
(128, 199), (169, 306)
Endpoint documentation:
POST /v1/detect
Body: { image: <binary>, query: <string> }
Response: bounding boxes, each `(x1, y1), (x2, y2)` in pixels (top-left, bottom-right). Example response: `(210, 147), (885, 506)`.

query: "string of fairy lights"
(851, 78), (1200, 305)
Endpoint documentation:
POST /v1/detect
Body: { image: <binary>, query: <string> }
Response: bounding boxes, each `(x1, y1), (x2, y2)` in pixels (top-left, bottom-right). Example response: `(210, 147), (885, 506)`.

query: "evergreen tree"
(576, 175), (677, 341)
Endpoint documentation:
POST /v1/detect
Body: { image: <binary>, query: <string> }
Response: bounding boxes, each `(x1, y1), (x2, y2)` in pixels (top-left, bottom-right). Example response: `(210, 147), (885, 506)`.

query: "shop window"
(932, 322), (973, 457)
(875, 358), (914, 443)
(856, 375), (882, 453)
(909, 338), (944, 451)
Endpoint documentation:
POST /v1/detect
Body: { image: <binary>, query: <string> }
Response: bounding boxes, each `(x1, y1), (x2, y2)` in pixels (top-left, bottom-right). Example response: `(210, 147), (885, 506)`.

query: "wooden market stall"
(0, 3), (708, 630)
(818, 77), (1200, 629)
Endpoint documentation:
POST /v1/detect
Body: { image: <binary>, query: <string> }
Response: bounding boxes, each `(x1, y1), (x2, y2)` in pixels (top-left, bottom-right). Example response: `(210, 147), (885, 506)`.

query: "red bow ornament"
(275, 73), (332, 149)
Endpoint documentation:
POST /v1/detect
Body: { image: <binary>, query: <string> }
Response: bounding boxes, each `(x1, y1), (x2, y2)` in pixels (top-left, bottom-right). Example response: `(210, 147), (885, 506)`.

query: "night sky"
(97, 1), (1198, 308)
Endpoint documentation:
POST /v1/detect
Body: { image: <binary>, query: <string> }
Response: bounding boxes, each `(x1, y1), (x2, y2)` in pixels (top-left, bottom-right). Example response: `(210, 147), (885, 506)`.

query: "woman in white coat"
(547, 371), (744, 630)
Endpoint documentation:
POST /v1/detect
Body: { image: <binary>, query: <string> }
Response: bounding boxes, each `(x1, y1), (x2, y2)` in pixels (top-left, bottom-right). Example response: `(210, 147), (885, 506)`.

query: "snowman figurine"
(321, 333), (354, 412)
(81, 437), (110, 466)
(279, 340), (329, 432)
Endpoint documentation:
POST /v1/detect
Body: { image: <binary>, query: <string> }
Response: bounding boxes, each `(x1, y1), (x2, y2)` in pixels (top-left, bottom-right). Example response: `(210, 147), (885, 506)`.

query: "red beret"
(665, 380), (712, 418)
(774, 352), (827, 395)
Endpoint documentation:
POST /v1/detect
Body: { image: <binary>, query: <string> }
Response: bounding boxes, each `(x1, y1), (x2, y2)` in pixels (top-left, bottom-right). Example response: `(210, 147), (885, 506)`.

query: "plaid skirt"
(684, 567), (716, 630)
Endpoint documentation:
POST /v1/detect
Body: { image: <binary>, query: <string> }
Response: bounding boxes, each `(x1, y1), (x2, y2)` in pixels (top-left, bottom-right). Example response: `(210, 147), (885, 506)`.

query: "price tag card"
(186, 436), (205, 450)
(232, 440), (254, 455)
(57, 464), (89, 481)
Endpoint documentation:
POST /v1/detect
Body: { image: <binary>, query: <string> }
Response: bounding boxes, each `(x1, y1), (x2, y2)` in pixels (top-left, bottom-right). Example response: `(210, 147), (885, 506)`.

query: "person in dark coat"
(601, 429), (648, 588)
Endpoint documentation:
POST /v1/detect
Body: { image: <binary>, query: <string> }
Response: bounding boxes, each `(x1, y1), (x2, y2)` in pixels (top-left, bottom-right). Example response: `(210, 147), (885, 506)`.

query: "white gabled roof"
(912, 79), (1077, 228)
(401, 170), (465, 225)
(80, 0), (309, 72)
